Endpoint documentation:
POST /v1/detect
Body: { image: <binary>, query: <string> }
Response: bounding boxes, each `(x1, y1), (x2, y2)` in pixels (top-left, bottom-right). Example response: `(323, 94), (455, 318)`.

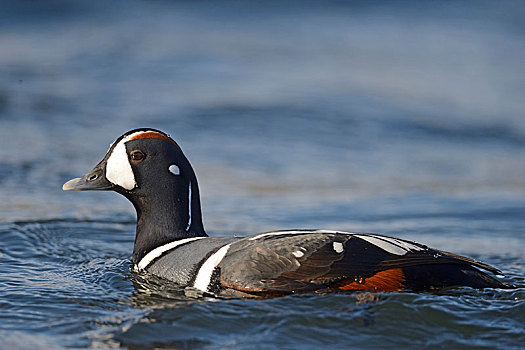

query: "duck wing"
(217, 230), (506, 295)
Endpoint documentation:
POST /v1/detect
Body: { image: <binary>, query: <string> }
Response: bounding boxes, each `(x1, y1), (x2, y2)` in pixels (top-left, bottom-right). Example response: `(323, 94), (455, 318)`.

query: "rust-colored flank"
(338, 268), (405, 292)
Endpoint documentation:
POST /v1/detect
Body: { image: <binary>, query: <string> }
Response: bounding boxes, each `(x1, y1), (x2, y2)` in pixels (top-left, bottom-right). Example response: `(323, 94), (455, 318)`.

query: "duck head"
(63, 128), (206, 262)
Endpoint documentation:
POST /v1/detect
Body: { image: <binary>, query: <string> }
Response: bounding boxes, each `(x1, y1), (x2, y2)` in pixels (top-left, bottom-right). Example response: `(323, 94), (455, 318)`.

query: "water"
(1, 0), (524, 348)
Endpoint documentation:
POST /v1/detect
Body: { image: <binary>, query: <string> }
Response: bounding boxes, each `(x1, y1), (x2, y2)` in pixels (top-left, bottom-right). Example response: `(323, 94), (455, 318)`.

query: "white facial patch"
(105, 130), (165, 191)
(105, 140), (136, 190)
(333, 242), (344, 254)
(168, 164), (180, 175)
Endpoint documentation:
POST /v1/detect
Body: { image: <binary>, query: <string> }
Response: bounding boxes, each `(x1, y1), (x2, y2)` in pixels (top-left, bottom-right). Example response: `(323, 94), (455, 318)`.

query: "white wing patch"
(333, 242), (344, 253)
(384, 236), (425, 252)
(355, 235), (406, 255)
(355, 234), (425, 256)
(292, 250), (305, 258)
(248, 229), (342, 241)
(246, 230), (425, 256)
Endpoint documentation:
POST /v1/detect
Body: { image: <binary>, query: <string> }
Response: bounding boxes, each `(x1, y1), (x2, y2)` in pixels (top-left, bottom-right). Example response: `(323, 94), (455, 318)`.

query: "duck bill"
(62, 167), (113, 191)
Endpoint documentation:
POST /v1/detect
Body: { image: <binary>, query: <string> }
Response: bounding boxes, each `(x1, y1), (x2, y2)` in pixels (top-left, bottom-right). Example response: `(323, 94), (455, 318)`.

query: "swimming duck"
(63, 128), (508, 297)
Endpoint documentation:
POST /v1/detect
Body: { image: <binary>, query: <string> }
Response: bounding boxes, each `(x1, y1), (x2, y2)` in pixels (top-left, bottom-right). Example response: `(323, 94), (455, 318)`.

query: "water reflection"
(128, 274), (208, 310)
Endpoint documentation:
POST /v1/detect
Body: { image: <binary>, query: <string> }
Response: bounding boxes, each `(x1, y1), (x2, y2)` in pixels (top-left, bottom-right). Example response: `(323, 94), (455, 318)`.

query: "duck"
(63, 128), (509, 297)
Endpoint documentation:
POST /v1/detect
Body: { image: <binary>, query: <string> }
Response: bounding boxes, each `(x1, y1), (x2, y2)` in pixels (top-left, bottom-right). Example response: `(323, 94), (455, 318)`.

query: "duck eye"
(130, 151), (145, 161)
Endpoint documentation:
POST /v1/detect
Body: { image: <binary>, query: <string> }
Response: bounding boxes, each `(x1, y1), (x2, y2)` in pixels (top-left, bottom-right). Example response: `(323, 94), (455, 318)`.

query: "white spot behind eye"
(333, 242), (344, 254)
(168, 164), (180, 175)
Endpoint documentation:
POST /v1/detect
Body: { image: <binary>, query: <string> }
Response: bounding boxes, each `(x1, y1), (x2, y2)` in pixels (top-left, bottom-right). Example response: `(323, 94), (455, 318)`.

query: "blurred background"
(1, 1), (525, 348)
(1, 0), (525, 249)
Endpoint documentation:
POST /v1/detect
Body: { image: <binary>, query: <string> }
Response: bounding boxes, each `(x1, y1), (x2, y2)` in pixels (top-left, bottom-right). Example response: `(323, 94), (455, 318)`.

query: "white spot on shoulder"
(333, 242), (344, 254)
(193, 243), (232, 292)
(292, 250), (304, 258)
(168, 164), (180, 175)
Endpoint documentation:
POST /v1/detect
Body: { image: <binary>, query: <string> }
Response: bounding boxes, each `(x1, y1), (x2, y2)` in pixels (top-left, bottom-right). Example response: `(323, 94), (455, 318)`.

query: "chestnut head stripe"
(127, 131), (179, 146)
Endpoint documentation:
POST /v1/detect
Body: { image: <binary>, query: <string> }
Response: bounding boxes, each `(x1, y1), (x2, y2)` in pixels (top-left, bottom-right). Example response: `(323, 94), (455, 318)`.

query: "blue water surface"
(0, 1), (524, 348)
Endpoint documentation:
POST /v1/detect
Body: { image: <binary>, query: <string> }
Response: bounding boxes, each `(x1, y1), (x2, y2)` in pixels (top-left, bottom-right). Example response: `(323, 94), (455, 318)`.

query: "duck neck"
(128, 178), (207, 263)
